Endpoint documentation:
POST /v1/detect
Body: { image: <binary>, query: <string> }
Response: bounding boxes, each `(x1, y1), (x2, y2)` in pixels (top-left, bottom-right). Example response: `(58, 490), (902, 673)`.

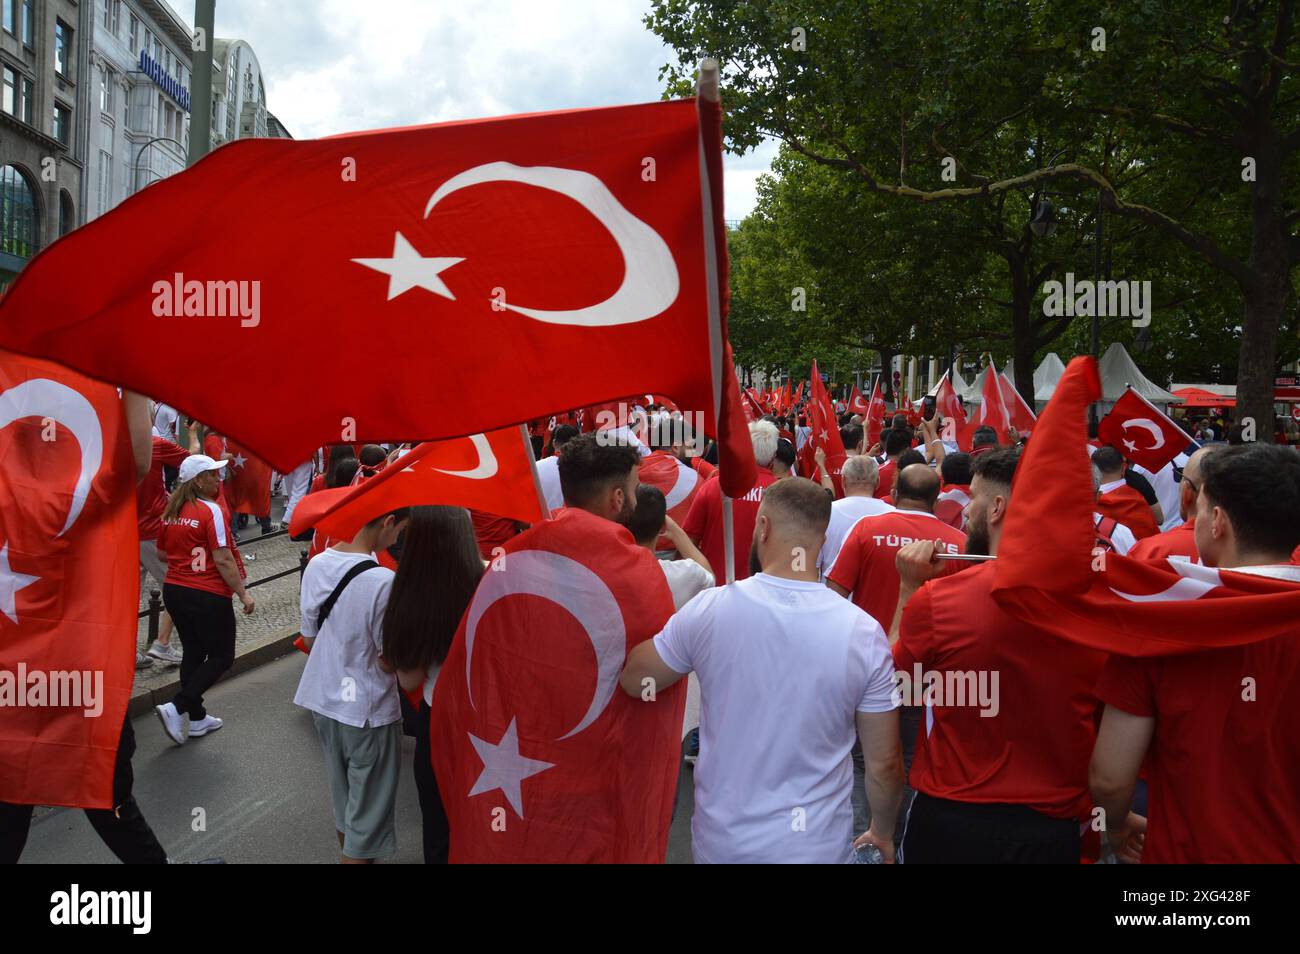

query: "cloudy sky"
(199, 0), (777, 220)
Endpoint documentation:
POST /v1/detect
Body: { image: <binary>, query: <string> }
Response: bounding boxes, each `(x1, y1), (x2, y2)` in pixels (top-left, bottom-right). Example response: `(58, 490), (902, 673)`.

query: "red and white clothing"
(137, 437), (191, 541)
(874, 459), (897, 500)
(1093, 512), (1138, 556)
(1129, 518), (1197, 563)
(1096, 479), (1159, 539)
(827, 509), (966, 629)
(895, 561), (1107, 821)
(158, 497), (245, 597)
(934, 484), (970, 531)
(817, 495), (894, 576)
(690, 456), (717, 481)
(681, 466), (779, 586)
(1094, 565), (1300, 862)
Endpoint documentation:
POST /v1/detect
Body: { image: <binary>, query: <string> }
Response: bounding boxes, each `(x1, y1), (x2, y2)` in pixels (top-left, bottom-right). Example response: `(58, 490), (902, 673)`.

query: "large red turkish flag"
(991, 356), (1300, 655)
(998, 371), (1037, 436)
(0, 98), (756, 498)
(1098, 387), (1194, 472)
(0, 351), (137, 809)
(797, 360), (847, 484)
(430, 507), (681, 862)
(289, 426), (544, 540)
(224, 439), (272, 518)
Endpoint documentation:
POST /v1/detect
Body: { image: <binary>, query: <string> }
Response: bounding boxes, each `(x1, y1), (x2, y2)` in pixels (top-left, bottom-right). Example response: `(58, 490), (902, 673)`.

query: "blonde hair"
(162, 478), (204, 523)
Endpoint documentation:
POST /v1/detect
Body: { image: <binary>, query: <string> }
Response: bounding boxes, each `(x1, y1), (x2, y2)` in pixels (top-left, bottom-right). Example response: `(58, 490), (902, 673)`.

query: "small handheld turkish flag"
(849, 385), (870, 418)
(797, 360), (847, 485)
(431, 508), (681, 862)
(864, 378), (887, 449)
(289, 426), (545, 540)
(934, 371), (968, 439)
(959, 364), (1011, 450)
(1098, 387), (1194, 472)
(0, 351), (137, 809)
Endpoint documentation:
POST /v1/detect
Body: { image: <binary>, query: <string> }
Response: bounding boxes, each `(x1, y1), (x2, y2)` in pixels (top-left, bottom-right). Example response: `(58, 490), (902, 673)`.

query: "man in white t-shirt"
(818, 454), (895, 575)
(295, 506), (410, 863)
(621, 477), (902, 864)
(535, 424), (579, 515)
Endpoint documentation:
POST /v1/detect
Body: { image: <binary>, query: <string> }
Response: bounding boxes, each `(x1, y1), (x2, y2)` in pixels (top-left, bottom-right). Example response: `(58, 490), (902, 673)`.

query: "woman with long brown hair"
(381, 505), (485, 863)
(154, 455), (254, 745)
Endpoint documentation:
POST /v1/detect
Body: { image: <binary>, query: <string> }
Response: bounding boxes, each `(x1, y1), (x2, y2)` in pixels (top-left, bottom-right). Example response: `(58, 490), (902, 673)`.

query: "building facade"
(0, 0), (89, 291)
(211, 37), (267, 147)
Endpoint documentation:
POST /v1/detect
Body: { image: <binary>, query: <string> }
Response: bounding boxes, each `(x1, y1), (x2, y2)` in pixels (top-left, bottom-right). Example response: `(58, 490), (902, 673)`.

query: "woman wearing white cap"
(153, 454), (255, 745)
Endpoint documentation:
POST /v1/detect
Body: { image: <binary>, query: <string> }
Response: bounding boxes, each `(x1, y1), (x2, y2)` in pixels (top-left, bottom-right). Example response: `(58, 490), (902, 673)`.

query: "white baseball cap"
(178, 454), (227, 483)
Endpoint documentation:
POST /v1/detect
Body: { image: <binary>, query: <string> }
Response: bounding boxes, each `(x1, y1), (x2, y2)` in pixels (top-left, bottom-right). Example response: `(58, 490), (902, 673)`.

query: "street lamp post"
(133, 137), (185, 194)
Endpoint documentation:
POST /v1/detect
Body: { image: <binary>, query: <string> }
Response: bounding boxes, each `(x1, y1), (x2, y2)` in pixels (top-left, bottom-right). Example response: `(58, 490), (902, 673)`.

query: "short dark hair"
(1092, 445), (1125, 474)
(359, 444), (387, 467)
(1199, 443), (1300, 556)
(365, 506), (412, 529)
(326, 457), (358, 489)
(884, 428), (912, 456)
(890, 413), (909, 429)
(897, 449), (926, 471)
(552, 424), (579, 449)
(558, 433), (640, 508)
(971, 425), (998, 449)
(762, 476), (832, 535)
(1227, 424), (1247, 446)
(627, 485), (667, 545)
(840, 423), (863, 451)
(773, 437), (796, 470)
(972, 446), (1021, 493)
(941, 452), (973, 486)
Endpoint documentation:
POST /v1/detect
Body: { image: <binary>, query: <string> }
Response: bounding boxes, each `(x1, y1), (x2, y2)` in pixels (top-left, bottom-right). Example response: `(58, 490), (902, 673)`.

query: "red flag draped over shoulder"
(0, 351), (137, 809)
(991, 356), (1300, 656)
(224, 440), (272, 518)
(0, 96), (755, 497)
(431, 508), (681, 862)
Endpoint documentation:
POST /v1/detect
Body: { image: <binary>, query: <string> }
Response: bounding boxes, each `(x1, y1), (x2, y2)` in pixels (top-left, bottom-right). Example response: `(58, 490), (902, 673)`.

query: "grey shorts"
(312, 713), (402, 860)
(139, 539), (168, 591)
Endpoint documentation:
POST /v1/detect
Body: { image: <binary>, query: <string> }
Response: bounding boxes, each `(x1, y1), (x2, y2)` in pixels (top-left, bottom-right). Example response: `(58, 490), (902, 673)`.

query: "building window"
(128, 13), (138, 53)
(59, 190), (74, 237)
(1, 65), (13, 115)
(99, 66), (113, 111)
(53, 102), (70, 144)
(111, 0), (120, 34)
(144, 28), (153, 59)
(55, 21), (72, 78)
(1, 164), (40, 259)
(98, 151), (112, 217)
(19, 75), (31, 123)
(20, 0), (30, 45)
(2, 0), (13, 36)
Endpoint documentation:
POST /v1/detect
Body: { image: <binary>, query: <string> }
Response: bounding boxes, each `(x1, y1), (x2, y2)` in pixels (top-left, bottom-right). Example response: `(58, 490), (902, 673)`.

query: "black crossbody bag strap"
(315, 560), (380, 632)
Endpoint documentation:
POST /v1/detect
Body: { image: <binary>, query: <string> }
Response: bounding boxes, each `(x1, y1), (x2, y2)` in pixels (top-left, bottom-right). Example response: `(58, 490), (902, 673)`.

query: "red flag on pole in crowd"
(793, 381), (805, 408)
(849, 385), (870, 417)
(430, 507), (681, 862)
(224, 440), (272, 518)
(797, 360), (847, 486)
(991, 356), (1300, 655)
(0, 97), (756, 498)
(741, 387), (765, 422)
(998, 371), (1037, 436)
(0, 351), (137, 809)
(934, 371), (968, 440)
(1098, 387), (1195, 472)
(959, 363), (1011, 451)
(864, 377), (887, 449)
(288, 426), (545, 540)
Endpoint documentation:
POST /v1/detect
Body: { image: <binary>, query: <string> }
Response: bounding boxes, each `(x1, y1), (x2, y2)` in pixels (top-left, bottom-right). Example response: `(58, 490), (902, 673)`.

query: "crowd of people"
(6, 382), (1296, 866)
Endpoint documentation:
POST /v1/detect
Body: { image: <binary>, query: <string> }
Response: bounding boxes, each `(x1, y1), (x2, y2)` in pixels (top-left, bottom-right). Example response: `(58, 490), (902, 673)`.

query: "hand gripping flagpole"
(696, 58), (736, 584)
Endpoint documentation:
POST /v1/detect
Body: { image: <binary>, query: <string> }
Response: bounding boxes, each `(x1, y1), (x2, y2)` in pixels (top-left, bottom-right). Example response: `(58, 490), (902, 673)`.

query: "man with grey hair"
(818, 454), (895, 576)
(682, 420), (781, 585)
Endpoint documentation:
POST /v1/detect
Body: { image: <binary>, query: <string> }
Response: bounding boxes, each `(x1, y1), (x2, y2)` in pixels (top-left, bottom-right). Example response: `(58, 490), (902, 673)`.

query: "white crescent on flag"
(1110, 559), (1221, 602)
(1121, 418), (1166, 451)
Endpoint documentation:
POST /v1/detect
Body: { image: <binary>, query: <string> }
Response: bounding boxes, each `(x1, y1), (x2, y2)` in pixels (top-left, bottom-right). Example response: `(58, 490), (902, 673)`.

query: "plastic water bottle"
(849, 843), (885, 864)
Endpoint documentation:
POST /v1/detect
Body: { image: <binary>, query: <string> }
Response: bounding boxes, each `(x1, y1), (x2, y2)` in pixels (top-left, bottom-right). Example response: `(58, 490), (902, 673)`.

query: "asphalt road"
(19, 652), (695, 864)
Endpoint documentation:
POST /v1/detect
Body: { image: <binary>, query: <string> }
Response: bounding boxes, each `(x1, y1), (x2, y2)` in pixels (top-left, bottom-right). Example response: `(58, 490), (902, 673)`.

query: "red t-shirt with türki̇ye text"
(157, 497), (246, 597)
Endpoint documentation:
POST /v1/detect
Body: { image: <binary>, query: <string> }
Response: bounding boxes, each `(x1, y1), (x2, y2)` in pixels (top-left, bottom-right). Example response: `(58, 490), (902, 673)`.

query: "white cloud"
(210, 0), (773, 218)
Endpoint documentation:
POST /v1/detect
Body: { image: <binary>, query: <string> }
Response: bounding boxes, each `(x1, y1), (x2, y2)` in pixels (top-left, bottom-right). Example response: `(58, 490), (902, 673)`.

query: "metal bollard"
(147, 589), (162, 645)
(298, 549), (309, 580)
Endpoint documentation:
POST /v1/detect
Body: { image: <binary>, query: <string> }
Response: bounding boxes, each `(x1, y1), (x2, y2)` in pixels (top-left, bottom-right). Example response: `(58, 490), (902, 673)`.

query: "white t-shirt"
(1094, 511), (1137, 556)
(818, 496), (896, 576)
(294, 549), (399, 728)
(653, 573), (898, 864)
(536, 455), (564, 515)
(152, 402), (179, 443)
(659, 557), (715, 610)
(1137, 458), (1185, 532)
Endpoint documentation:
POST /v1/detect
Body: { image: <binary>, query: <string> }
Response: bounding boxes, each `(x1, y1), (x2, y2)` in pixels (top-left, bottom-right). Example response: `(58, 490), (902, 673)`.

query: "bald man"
(1129, 445), (1226, 563)
(620, 478), (902, 864)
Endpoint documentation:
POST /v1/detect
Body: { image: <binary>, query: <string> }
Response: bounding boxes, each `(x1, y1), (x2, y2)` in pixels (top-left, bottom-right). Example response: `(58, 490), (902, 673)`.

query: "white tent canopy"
(1032, 353), (1067, 402)
(927, 364), (969, 398)
(1098, 341), (1178, 403)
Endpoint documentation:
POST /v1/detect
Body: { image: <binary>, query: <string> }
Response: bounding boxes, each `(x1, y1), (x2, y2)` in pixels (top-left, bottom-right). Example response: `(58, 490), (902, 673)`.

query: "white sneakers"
(146, 640), (183, 665)
(155, 702), (189, 745)
(188, 715), (224, 737)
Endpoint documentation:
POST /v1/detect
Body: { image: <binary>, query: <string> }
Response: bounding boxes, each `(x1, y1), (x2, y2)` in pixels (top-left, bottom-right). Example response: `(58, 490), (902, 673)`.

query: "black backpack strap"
(315, 559), (380, 632)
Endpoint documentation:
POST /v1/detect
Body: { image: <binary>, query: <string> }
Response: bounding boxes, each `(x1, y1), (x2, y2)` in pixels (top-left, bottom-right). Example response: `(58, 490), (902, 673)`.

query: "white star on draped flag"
(0, 544), (39, 625)
(466, 717), (554, 818)
(352, 231), (464, 301)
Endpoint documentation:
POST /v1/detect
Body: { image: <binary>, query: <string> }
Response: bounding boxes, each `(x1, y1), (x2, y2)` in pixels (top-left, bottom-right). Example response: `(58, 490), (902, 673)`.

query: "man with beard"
(887, 447), (1109, 863)
(621, 478), (902, 863)
(557, 432), (641, 525)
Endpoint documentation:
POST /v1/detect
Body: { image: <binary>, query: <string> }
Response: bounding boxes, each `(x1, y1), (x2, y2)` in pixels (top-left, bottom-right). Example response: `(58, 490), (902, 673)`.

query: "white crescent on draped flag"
(432, 433), (498, 480)
(663, 459), (698, 511)
(0, 378), (103, 538)
(1120, 418), (1166, 451)
(1110, 558), (1221, 602)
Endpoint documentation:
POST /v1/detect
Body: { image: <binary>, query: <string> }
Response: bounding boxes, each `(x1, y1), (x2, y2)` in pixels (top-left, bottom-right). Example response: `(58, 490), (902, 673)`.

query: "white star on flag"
(466, 717), (554, 818)
(351, 231), (464, 301)
(1122, 439), (1138, 453)
(0, 543), (39, 625)
(232, 453), (247, 469)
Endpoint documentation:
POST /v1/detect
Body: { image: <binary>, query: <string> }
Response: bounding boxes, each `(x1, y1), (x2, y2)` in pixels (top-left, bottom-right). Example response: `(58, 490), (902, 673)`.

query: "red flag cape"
(224, 440), (272, 517)
(991, 356), (1300, 655)
(289, 426), (544, 540)
(638, 450), (702, 548)
(1098, 387), (1194, 472)
(0, 351), (137, 808)
(0, 98), (756, 498)
(430, 508), (682, 862)
(797, 359), (847, 480)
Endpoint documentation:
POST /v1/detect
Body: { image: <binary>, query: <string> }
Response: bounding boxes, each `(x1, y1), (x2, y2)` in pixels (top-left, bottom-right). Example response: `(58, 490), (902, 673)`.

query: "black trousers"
(901, 791), (1080, 864)
(163, 583), (236, 720)
(412, 700), (449, 864)
(0, 717), (167, 864)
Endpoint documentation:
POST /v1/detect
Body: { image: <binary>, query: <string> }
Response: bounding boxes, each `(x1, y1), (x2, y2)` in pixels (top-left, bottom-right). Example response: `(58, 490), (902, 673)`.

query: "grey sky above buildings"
(202, 0), (776, 220)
